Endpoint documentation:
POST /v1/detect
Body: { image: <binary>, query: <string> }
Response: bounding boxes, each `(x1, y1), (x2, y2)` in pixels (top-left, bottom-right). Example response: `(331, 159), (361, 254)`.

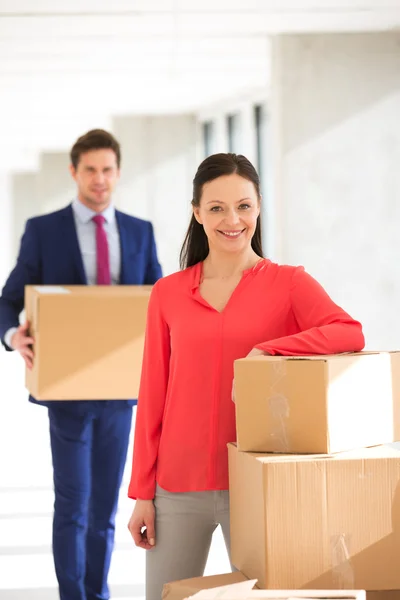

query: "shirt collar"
(72, 198), (115, 225)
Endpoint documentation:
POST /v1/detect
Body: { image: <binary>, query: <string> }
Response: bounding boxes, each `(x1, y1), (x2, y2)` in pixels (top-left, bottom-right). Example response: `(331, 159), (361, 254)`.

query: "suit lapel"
(60, 204), (87, 284)
(116, 210), (130, 284)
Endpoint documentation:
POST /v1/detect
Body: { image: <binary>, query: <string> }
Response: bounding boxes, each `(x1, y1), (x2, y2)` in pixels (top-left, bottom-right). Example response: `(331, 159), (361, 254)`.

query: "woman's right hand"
(128, 499), (156, 550)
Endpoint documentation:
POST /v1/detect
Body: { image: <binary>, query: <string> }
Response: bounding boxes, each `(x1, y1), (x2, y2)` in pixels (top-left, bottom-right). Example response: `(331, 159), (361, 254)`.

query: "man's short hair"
(70, 129), (121, 169)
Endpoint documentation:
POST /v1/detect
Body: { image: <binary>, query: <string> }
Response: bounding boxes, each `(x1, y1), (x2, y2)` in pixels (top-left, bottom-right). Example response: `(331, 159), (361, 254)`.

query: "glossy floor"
(0, 352), (231, 599)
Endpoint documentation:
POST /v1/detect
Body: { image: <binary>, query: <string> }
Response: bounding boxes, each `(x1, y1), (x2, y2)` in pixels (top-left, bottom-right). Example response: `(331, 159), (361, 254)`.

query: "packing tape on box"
(331, 534), (355, 589)
(267, 361), (290, 452)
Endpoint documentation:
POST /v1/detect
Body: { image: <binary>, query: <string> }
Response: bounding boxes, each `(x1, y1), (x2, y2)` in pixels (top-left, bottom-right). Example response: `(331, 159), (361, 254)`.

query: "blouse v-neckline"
(190, 258), (268, 314)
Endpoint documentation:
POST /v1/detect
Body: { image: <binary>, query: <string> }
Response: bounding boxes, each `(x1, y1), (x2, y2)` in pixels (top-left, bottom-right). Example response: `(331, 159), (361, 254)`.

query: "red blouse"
(128, 259), (364, 499)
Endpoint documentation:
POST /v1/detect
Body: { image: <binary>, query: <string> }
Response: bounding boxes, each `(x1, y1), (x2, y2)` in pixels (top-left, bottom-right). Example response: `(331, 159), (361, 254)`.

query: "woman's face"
(194, 173), (260, 255)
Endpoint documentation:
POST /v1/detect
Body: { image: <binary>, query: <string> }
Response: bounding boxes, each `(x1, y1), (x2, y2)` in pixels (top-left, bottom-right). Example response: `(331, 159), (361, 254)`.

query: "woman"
(127, 153), (364, 599)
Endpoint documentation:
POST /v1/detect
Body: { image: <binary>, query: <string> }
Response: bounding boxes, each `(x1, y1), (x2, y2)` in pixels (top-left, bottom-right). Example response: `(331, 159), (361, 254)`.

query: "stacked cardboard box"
(163, 572), (367, 600)
(162, 352), (400, 600)
(162, 572), (250, 599)
(24, 285), (152, 400)
(229, 352), (400, 597)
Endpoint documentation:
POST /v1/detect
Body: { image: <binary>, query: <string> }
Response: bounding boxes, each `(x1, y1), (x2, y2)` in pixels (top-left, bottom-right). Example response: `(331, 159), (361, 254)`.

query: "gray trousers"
(146, 485), (234, 600)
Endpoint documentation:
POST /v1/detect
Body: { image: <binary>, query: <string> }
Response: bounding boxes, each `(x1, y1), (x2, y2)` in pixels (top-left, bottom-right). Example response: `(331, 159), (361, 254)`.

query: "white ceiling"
(1, 0), (400, 168)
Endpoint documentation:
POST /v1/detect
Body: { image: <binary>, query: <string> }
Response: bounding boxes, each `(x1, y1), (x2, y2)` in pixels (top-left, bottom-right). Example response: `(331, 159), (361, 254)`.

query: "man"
(0, 129), (162, 600)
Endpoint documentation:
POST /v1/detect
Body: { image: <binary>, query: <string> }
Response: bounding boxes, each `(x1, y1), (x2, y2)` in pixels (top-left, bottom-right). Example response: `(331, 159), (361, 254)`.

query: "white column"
(270, 32), (400, 349)
(214, 114), (229, 154)
(11, 172), (39, 259)
(112, 116), (152, 221)
(238, 103), (257, 165)
(37, 152), (75, 214)
(113, 115), (198, 276)
(0, 172), (13, 287)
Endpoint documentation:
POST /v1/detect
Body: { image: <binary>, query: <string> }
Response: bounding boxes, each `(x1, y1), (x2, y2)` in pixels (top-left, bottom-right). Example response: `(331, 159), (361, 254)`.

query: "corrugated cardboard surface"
(25, 285), (151, 400)
(368, 594), (400, 600)
(231, 594), (366, 600)
(162, 572), (249, 600)
(163, 573), (366, 600)
(228, 443), (400, 591)
(234, 352), (400, 454)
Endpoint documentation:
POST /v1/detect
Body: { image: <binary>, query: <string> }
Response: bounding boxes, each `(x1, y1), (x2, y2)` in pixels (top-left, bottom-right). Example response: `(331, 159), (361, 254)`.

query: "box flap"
(235, 351), (400, 365)
(186, 579), (257, 598)
(187, 583), (365, 600)
(33, 286), (71, 294)
(162, 573), (249, 600)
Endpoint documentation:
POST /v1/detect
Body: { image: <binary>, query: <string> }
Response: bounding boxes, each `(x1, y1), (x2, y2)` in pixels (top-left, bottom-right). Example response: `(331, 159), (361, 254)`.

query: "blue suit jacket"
(0, 203), (162, 408)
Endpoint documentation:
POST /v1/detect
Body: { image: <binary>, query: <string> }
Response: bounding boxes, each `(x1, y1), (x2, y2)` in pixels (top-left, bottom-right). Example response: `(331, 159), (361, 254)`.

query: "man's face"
(70, 148), (120, 212)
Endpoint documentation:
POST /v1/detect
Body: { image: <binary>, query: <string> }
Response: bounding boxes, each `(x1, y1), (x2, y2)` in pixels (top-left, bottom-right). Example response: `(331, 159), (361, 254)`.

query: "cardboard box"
(234, 352), (400, 454)
(228, 443), (400, 591)
(25, 285), (152, 400)
(188, 583), (366, 600)
(162, 572), (249, 600)
(163, 573), (366, 600)
(368, 594), (400, 600)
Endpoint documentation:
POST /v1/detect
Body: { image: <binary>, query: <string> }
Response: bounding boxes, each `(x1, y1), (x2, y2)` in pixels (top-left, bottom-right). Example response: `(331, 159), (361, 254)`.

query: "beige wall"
(270, 32), (400, 349)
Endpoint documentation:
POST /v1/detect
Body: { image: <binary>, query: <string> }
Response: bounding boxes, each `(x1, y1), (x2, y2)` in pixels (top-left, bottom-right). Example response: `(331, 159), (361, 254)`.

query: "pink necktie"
(92, 215), (111, 285)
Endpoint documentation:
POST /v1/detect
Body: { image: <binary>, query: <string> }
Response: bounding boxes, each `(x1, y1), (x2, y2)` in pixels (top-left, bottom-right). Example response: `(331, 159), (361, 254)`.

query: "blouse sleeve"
(128, 282), (170, 500)
(255, 267), (365, 356)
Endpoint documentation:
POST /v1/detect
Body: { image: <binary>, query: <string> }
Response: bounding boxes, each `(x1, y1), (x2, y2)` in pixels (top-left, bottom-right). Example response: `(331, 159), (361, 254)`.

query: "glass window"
(202, 121), (215, 157)
(254, 104), (266, 191)
(254, 103), (270, 254)
(226, 113), (241, 153)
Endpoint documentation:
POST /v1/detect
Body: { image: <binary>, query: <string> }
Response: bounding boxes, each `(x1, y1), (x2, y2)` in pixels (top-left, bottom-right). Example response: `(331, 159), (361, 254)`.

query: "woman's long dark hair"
(179, 153), (264, 270)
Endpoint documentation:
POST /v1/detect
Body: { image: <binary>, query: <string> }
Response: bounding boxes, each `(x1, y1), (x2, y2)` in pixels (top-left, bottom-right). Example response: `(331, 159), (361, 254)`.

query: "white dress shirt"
(72, 198), (121, 285)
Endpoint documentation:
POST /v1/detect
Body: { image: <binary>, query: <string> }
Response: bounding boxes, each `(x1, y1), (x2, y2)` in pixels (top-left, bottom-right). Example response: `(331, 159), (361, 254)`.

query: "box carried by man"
(25, 284), (152, 400)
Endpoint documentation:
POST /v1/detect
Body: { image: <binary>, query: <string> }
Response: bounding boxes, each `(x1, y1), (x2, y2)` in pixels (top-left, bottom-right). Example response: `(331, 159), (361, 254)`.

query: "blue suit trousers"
(48, 402), (133, 600)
